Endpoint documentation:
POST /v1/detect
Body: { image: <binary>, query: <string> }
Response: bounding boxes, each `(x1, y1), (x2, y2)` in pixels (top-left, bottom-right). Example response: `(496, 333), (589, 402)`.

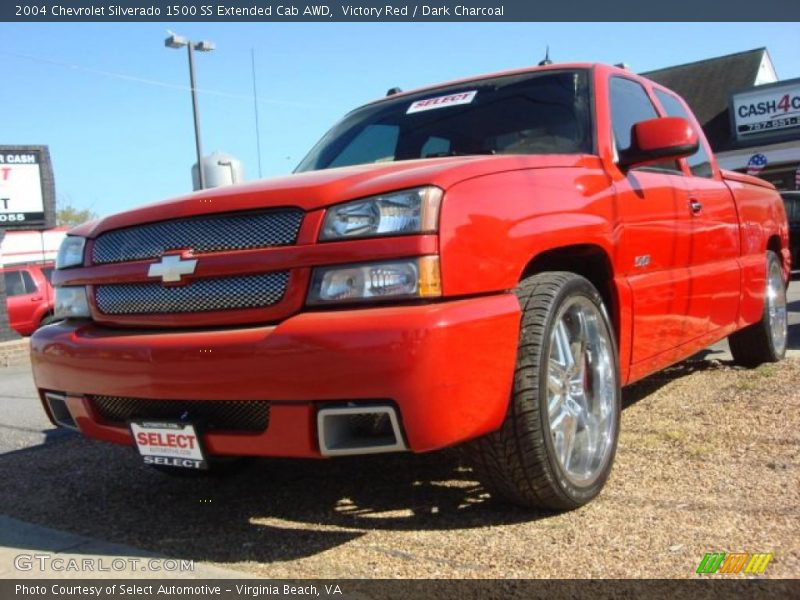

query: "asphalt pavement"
(703, 276), (800, 360)
(0, 368), (249, 579)
(0, 365), (71, 454)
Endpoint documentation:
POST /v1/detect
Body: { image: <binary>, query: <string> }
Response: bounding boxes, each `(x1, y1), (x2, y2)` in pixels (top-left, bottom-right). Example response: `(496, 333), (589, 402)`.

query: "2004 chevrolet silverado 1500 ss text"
(31, 63), (790, 510)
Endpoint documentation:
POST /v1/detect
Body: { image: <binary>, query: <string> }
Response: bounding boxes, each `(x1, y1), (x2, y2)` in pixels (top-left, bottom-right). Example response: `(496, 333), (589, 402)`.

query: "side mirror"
(619, 117), (699, 169)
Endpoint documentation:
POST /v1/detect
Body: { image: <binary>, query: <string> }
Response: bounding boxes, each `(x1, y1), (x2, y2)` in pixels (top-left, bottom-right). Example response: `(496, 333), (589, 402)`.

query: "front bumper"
(31, 295), (521, 458)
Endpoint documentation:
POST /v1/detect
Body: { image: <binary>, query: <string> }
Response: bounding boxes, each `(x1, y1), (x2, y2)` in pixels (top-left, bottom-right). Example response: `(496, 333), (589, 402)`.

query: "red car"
(2, 262), (55, 335)
(31, 63), (790, 510)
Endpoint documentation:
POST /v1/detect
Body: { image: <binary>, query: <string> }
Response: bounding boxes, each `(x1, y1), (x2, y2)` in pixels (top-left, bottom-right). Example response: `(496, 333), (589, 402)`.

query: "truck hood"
(72, 154), (597, 238)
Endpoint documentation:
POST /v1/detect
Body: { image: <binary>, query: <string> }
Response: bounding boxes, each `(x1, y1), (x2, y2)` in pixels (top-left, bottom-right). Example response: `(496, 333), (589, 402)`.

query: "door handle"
(689, 199), (703, 215)
(30, 296), (43, 302)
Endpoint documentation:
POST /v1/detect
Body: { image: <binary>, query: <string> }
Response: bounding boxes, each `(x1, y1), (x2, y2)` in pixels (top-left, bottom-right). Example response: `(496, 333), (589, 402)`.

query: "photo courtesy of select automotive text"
(0, 1), (798, 598)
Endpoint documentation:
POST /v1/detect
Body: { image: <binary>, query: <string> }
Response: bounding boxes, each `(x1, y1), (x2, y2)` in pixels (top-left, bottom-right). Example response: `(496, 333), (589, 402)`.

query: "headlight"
(307, 256), (441, 305)
(56, 236), (86, 269)
(320, 186), (442, 241)
(54, 286), (90, 319)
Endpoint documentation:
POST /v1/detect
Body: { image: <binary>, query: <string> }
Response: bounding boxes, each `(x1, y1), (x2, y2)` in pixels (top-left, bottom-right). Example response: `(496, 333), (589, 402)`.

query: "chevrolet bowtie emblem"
(147, 255), (198, 283)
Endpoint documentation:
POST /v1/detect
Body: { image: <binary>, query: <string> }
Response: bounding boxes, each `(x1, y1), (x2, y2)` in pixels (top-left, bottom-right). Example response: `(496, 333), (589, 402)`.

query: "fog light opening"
(317, 405), (407, 456)
(44, 393), (78, 430)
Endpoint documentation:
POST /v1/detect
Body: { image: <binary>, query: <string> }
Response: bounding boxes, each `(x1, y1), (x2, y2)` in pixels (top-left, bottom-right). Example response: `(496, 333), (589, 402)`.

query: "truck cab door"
(684, 174), (741, 333)
(615, 170), (700, 363)
(652, 89), (741, 337)
(608, 76), (702, 367)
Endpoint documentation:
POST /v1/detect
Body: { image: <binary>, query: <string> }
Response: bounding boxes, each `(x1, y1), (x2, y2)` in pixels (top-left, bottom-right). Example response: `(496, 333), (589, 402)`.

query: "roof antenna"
(386, 87), (402, 96)
(538, 46), (553, 66)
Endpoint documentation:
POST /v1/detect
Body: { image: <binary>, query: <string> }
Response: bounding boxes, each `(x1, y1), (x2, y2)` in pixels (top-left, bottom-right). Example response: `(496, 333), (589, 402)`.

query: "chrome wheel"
(547, 297), (616, 487)
(465, 272), (620, 510)
(767, 259), (788, 355)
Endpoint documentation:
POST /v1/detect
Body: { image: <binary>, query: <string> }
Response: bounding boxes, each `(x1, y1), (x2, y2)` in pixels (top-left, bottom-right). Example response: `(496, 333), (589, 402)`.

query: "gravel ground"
(0, 358), (797, 579)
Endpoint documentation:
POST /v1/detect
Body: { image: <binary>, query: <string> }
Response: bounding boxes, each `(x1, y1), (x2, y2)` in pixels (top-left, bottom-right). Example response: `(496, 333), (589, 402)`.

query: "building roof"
(642, 48), (769, 151)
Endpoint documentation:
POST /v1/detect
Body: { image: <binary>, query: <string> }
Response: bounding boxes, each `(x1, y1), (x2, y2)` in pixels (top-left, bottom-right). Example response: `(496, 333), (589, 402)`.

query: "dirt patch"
(0, 358), (797, 578)
(0, 338), (30, 367)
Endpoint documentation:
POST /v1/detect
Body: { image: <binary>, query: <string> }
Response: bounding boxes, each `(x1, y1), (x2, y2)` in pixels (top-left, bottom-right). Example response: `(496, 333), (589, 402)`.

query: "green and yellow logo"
(696, 552), (773, 574)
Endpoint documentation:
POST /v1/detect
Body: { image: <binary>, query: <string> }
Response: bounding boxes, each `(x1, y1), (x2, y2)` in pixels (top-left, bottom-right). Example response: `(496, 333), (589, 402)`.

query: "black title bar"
(4, 0), (800, 21)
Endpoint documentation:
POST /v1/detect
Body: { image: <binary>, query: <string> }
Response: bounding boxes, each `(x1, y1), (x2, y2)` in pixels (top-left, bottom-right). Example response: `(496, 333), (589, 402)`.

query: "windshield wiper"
(423, 149), (497, 158)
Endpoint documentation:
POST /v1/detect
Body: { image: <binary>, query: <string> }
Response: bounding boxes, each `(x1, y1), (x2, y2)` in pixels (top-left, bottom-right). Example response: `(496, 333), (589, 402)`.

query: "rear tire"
(466, 272), (621, 511)
(728, 251), (787, 367)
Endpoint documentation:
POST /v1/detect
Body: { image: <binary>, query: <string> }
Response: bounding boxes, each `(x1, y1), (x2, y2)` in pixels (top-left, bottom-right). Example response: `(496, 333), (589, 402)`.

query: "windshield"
(296, 69), (593, 173)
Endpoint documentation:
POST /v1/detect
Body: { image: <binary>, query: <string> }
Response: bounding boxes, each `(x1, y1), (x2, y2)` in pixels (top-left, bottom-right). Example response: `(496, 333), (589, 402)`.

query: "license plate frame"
(129, 420), (208, 470)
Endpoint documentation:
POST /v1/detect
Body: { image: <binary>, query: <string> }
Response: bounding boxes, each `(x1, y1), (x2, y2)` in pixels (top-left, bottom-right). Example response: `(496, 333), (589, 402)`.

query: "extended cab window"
(296, 70), (593, 172)
(610, 77), (680, 173)
(653, 89), (713, 178)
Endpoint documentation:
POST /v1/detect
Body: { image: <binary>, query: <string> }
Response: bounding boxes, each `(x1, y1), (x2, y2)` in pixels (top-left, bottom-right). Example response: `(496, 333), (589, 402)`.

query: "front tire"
(466, 272), (621, 511)
(728, 251), (787, 367)
(38, 313), (60, 328)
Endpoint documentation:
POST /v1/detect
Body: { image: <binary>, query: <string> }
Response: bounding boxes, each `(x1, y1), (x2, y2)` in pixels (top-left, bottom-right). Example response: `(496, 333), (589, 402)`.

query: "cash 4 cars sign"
(732, 79), (800, 140)
(0, 145), (56, 229)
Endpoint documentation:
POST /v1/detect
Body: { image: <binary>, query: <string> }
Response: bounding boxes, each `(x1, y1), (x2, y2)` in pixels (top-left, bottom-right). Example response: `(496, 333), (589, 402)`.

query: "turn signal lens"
(417, 255), (442, 298)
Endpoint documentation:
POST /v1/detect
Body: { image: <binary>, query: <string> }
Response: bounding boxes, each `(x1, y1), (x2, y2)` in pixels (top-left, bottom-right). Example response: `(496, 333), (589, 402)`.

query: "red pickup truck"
(31, 63), (790, 510)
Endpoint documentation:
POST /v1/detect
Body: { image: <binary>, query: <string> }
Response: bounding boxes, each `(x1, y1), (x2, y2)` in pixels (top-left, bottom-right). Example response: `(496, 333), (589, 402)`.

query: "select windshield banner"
(3, 0), (800, 21)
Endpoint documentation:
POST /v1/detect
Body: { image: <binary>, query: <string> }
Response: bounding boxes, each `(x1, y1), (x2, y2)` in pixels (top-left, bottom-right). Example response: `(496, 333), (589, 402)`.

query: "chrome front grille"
(92, 209), (304, 264)
(90, 396), (270, 432)
(95, 272), (289, 315)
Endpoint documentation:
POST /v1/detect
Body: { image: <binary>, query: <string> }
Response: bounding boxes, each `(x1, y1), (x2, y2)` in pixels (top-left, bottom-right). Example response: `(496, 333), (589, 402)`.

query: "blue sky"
(1, 22), (798, 218)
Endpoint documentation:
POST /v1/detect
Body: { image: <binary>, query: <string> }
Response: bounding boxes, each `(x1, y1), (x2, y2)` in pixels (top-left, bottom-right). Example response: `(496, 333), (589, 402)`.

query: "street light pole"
(165, 34), (215, 191)
(186, 42), (206, 189)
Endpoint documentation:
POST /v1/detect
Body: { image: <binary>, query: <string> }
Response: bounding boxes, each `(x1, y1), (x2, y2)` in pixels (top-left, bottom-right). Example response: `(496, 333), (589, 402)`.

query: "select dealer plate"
(130, 421), (207, 470)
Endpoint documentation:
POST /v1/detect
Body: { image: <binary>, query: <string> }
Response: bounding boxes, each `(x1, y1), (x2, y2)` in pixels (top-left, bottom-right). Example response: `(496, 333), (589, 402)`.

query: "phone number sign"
(0, 147), (55, 229)
(732, 80), (800, 140)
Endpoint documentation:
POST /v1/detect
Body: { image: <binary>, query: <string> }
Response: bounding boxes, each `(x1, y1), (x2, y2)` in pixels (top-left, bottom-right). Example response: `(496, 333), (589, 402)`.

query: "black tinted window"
(4, 272), (25, 297)
(21, 270), (37, 294)
(40, 267), (54, 283)
(329, 124), (399, 168)
(610, 77), (680, 173)
(297, 70), (593, 172)
(654, 89), (713, 178)
(4, 270), (38, 296)
(610, 77), (659, 153)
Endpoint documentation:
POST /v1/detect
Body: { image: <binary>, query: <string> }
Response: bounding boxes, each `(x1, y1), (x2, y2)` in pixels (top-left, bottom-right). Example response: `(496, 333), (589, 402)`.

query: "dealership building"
(643, 47), (800, 191)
